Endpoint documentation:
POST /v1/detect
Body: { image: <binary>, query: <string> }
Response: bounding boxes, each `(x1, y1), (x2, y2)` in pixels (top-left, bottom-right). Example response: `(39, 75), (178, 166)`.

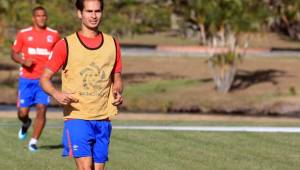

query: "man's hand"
(21, 59), (34, 67)
(112, 90), (123, 106)
(53, 91), (79, 106)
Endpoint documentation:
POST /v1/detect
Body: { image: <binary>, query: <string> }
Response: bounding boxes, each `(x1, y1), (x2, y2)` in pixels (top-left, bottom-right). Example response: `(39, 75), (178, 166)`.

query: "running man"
(11, 6), (60, 152)
(40, 0), (123, 169)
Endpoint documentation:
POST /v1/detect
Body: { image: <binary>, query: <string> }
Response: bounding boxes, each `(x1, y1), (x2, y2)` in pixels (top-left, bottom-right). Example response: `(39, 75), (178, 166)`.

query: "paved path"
(1, 109), (300, 122)
(122, 46), (300, 57)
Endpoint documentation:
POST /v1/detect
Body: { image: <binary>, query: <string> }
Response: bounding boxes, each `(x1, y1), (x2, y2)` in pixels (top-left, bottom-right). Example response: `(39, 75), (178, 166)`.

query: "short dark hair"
(76, 0), (104, 12)
(32, 6), (47, 16)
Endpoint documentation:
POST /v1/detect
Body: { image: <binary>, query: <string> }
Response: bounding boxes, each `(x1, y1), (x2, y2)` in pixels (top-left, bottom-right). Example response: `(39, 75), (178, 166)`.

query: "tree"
(182, 0), (269, 45)
(103, 0), (171, 37)
(268, 0), (300, 40)
(0, 0), (27, 45)
(182, 0), (267, 92)
(207, 33), (246, 93)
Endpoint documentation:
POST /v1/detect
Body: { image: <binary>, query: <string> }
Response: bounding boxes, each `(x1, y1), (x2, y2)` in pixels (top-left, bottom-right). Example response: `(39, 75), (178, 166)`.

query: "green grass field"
(0, 118), (300, 170)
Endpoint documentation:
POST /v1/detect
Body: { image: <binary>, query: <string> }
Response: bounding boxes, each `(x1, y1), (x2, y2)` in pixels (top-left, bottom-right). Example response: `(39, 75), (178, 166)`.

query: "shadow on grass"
(231, 69), (287, 91)
(123, 72), (184, 84)
(198, 78), (213, 83)
(39, 144), (63, 150)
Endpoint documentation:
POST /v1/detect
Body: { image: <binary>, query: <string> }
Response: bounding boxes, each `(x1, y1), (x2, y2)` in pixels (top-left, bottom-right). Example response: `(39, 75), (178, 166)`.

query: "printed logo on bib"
(80, 62), (106, 91)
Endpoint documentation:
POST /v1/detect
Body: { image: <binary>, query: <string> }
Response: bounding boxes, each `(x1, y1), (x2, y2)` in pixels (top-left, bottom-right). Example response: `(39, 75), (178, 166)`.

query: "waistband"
(64, 117), (110, 122)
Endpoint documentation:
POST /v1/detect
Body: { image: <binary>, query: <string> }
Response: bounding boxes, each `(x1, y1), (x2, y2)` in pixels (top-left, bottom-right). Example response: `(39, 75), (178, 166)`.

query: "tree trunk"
(198, 23), (206, 45)
(0, 19), (5, 45)
(209, 63), (236, 93)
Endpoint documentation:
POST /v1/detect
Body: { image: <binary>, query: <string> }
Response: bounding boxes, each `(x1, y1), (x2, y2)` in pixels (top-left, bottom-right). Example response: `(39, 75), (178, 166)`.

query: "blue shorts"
(18, 77), (50, 108)
(62, 119), (112, 163)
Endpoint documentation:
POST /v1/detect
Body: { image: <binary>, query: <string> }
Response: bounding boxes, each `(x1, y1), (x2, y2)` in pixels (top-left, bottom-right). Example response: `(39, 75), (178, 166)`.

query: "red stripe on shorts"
(16, 91), (20, 108)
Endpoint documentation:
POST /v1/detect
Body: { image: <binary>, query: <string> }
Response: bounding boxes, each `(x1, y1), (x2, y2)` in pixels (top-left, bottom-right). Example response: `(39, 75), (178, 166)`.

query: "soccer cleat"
(28, 143), (38, 152)
(18, 118), (32, 140)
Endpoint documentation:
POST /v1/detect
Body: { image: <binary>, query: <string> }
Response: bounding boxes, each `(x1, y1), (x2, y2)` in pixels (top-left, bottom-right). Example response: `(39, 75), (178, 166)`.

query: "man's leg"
(18, 107), (30, 123)
(94, 163), (105, 170)
(75, 157), (94, 170)
(93, 120), (112, 170)
(32, 104), (47, 139)
(17, 77), (33, 140)
(28, 78), (49, 151)
(62, 120), (95, 169)
(28, 104), (47, 151)
(18, 107), (32, 140)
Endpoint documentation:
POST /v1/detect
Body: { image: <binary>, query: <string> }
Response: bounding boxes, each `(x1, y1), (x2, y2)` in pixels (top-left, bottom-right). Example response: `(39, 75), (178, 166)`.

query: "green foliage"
(103, 1), (170, 36)
(123, 79), (197, 112)
(268, 0), (300, 40)
(1, 0), (300, 45)
(289, 86), (297, 96)
(186, 0), (269, 34)
(124, 79), (196, 99)
(41, 0), (78, 36)
(0, 0), (78, 43)
(208, 51), (243, 67)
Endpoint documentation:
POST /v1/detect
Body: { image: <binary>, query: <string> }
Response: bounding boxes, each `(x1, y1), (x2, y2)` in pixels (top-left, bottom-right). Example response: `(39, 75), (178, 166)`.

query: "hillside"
(1, 56), (300, 116)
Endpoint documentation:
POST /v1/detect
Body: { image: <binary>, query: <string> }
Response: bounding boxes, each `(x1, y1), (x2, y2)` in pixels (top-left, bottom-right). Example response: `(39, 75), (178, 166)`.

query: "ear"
(77, 10), (82, 19)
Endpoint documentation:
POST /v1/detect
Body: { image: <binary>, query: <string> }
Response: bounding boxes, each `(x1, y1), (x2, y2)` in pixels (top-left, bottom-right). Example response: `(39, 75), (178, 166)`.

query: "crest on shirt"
(47, 35), (53, 43)
(27, 36), (33, 41)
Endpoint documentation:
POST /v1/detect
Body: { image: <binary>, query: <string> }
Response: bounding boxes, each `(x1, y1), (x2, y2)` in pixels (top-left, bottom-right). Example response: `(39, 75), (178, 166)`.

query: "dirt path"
(1, 110), (300, 124)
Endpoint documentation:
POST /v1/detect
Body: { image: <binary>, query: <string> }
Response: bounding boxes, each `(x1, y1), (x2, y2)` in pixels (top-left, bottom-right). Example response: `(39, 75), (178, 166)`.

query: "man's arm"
(40, 68), (78, 105)
(11, 50), (33, 67)
(111, 73), (123, 106)
(11, 32), (34, 67)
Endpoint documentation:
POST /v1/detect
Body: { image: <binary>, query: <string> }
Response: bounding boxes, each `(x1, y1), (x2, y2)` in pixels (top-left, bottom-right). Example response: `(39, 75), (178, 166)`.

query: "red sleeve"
(112, 39), (122, 73)
(54, 33), (61, 44)
(12, 32), (23, 53)
(46, 39), (67, 73)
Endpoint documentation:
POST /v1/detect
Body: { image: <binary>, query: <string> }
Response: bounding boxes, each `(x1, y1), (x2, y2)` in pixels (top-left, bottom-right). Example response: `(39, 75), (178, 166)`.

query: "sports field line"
(113, 126), (300, 133)
(1, 123), (300, 133)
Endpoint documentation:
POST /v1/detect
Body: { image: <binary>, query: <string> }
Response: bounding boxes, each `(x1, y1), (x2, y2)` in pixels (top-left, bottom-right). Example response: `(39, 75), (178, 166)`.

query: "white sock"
(29, 138), (38, 145)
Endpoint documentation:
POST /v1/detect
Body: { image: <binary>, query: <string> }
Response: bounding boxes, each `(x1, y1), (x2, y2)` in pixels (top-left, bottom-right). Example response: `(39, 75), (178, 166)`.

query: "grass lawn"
(0, 118), (300, 170)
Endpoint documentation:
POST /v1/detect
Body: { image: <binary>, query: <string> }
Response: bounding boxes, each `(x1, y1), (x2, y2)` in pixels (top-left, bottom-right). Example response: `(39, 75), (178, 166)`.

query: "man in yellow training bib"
(40, 0), (123, 169)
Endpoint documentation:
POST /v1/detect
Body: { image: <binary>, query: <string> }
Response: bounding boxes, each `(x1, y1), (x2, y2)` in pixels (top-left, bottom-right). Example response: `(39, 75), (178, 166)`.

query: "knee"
(77, 165), (92, 170)
(18, 110), (28, 118)
(76, 160), (93, 170)
(35, 105), (46, 119)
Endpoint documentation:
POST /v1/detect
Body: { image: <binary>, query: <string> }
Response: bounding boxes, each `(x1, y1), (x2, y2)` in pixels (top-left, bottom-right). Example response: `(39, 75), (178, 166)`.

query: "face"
(32, 9), (47, 28)
(78, 0), (102, 30)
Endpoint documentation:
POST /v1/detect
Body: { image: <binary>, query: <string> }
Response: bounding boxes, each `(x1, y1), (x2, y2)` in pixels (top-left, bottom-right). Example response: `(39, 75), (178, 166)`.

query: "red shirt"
(12, 27), (60, 79)
(46, 32), (122, 73)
